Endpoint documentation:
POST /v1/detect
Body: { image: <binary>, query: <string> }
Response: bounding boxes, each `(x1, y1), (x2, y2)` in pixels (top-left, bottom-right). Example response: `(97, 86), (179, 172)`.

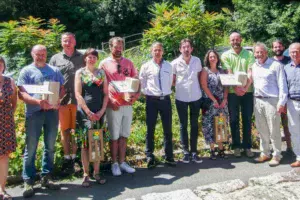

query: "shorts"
(59, 104), (77, 132)
(106, 106), (133, 140)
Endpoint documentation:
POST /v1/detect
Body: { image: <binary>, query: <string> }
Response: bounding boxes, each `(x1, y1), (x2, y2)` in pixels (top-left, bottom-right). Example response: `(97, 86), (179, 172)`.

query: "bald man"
(221, 32), (255, 158)
(18, 45), (65, 198)
(284, 43), (300, 167)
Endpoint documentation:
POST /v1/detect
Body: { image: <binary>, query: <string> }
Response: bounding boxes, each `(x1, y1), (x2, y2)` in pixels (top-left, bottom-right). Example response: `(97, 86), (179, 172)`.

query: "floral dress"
(202, 67), (229, 144)
(76, 68), (106, 148)
(0, 76), (16, 155)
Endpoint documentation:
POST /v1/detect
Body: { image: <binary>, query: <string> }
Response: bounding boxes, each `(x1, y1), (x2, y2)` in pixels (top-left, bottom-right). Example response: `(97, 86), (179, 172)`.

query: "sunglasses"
(117, 64), (122, 74)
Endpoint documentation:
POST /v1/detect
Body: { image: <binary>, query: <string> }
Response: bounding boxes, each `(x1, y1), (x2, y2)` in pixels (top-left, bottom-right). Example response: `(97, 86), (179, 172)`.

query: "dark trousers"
(228, 92), (253, 149)
(145, 96), (173, 160)
(175, 99), (201, 155)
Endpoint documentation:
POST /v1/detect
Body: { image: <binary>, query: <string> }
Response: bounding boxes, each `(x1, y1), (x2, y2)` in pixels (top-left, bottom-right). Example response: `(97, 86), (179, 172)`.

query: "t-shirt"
(17, 63), (65, 117)
(49, 50), (84, 105)
(99, 57), (139, 107)
(221, 48), (255, 93)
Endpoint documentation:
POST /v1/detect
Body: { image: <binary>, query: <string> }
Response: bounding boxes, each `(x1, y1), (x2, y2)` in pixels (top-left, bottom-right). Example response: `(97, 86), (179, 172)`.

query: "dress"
(202, 67), (229, 144)
(0, 76), (16, 155)
(76, 68), (106, 148)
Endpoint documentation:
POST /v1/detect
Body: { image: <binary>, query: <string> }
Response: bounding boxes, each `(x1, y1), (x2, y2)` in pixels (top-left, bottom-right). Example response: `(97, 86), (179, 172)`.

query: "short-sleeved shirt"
(17, 63), (65, 117)
(221, 48), (255, 93)
(49, 50), (84, 105)
(99, 57), (138, 107)
(284, 62), (300, 99)
(172, 55), (202, 102)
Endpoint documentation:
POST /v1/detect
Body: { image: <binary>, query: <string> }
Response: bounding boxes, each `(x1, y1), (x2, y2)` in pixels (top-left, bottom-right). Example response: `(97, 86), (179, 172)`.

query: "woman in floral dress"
(0, 57), (17, 200)
(200, 50), (229, 160)
(74, 48), (108, 187)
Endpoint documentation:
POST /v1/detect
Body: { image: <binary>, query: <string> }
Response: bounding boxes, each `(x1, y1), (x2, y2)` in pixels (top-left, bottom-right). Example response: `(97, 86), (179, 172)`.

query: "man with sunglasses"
(99, 37), (139, 176)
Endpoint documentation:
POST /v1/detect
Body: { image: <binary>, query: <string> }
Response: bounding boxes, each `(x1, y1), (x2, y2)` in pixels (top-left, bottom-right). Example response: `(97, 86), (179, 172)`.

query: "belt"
(146, 95), (170, 100)
(290, 97), (300, 101)
(255, 96), (271, 99)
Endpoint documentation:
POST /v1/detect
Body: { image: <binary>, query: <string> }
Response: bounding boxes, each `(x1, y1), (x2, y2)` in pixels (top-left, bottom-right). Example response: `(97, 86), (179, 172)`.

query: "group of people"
(0, 31), (299, 199)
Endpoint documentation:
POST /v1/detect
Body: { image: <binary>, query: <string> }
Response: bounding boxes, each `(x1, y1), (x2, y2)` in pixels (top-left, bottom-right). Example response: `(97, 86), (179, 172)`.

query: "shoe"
(290, 161), (300, 168)
(181, 154), (190, 164)
(254, 155), (271, 163)
(218, 149), (228, 159)
(191, 153), (203, 163)
(165, 158), (177, 167)
(111, 162), (122, 176)
(147, 157), (156, 169)
(23, 182), (34, 198)
(286, 148), (295, 156)
(61, 159), (74, 174)
(234, 148), (241, 157)
(269, 157), (281, 167)
(210, 150), (217, 160)
(119, 162), (136, 173)
(41, 175), (61, 190)
(245, 149), (254, 158)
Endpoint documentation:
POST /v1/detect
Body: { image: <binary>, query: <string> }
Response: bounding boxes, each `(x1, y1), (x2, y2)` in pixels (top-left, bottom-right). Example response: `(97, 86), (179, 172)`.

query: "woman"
(0, 57), (17, 200)
(75, 48), (108, 187)
(200, 50), (229, 160)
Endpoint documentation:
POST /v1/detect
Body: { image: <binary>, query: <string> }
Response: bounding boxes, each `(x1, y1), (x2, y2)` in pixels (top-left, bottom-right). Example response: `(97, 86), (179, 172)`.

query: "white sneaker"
(111, 162), (122, 176)
(120, 162), (136, 174)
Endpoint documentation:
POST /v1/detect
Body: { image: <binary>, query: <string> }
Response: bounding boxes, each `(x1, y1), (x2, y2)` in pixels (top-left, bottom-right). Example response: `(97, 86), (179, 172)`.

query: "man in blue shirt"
(18, 45), (65, 198)
(284, 43), (300, 168)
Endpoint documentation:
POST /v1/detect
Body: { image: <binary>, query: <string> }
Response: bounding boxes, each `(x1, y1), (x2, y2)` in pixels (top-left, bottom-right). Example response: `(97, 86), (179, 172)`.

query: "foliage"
(0, 16), (65, 74)
(228, 0), (300, 45)
(142, 0), (228, 60)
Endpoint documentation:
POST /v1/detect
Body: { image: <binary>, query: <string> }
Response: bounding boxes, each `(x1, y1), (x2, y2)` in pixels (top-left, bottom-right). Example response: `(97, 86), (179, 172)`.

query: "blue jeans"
(228, 92), (253, 149)
(22, 110), (59, 184)
(175, 99), (201, 155)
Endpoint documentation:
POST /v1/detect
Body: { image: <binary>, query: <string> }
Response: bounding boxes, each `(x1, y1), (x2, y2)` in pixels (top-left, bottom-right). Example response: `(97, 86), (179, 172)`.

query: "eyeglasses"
(117, 64), (121, 74)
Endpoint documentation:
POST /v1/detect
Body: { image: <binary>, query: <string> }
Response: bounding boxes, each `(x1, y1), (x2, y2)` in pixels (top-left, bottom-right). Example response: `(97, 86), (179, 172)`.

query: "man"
(272, 39), (293, 154)
(18, 45), (65, 198)
(99, 37), (139, 176)
(221, 32), (255, 158)
(284, 43), (300, 167)
(171, 39), (202, 163)
(249, 42), (287, 167)
(139, 42), (176, 169)
(49, 32), (84, 174)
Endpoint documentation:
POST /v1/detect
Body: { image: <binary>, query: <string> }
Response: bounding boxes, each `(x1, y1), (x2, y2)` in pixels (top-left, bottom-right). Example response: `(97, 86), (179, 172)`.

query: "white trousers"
(287, 99), (300, 161)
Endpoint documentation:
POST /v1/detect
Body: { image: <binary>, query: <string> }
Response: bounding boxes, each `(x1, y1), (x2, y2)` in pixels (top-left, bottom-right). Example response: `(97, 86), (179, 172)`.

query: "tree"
(142, 0), (227, 60)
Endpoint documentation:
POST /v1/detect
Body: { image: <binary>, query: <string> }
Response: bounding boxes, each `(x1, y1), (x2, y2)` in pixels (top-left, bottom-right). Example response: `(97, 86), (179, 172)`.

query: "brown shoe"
(291, 161), (300, 168)
(254, 155), (271, 163)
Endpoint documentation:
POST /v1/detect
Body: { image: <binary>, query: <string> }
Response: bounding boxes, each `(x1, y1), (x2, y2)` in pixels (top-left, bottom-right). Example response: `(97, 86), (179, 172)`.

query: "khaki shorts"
(59, 104), (77, 132)
(106, 106), (133, 140)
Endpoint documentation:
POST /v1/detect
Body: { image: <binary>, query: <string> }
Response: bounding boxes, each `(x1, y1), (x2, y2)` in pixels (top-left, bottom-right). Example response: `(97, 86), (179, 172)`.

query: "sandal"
(2, 191), (12, 200)
(94, 174), (106, 185)
(81, 175), (90, 188)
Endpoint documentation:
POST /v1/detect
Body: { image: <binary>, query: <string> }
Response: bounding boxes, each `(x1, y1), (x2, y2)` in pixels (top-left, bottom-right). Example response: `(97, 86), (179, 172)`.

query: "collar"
(179, 55), (195, 64)
(62, 49), (81, 58)
(229, 48), (245, 55)
(291, 61), (300, 68)
(255, 57), (272, 67)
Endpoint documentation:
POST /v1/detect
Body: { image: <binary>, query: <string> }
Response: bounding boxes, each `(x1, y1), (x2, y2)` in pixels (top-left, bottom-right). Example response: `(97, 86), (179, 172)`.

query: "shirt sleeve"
(171, 60), (177, 75)
(49, 56), (55, 66)
(247, 52), (255, 70)
(139, 64), (147, 95)
(130, 62), (138, 78)
(17, 68), (28, 86)
(198, 58), (202, 72)
(56, 70), (65, 85)
(220, 53), (231, 70)
(277, 63), (288, 106)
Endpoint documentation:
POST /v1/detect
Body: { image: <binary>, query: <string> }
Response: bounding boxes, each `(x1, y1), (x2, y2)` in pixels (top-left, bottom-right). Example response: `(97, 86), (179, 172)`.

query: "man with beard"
(18, 45), (65, 197)
(249, 42), (287, 166)
(272, 39), (293, 154)
(139, 42), (176, 169)
(284, 43), (300, 167)
(221, 32), (255, 158)
(99, 37), (139, 176)
(171, 39), (203, 164)
(49, 32), (84, 174)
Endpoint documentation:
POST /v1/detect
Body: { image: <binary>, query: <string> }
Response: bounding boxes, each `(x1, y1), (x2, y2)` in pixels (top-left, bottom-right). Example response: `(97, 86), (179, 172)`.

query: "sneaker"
(218, 149), (228, 159)
(120, 162), (136, 173)
(269, 157), (281, 167)
(61, 159), (74, 174)
(41, 175), (61, 190)
(234, 148), (241, 157)
(111, 162), (122, 176)
(254, 155), (271, 163)
(23, 182), (34, 198)
(181, 154), (190, 164)
(147, 157), (156, 169)
(286, 148), (295, 156)
(165, 158), (177, 167)
(245, 149), (254, 158)
(191, 153), (203, 163)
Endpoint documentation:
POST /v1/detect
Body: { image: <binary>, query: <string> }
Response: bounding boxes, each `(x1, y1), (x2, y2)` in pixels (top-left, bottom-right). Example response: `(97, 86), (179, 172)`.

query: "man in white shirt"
(249, 42), (288, 167)
(139, 42), (175, 169)
(171, 39), (202, 164)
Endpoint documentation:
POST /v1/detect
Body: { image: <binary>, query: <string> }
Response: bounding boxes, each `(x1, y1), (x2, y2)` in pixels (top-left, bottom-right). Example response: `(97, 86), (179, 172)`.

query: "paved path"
(7, 150), (295, 200)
